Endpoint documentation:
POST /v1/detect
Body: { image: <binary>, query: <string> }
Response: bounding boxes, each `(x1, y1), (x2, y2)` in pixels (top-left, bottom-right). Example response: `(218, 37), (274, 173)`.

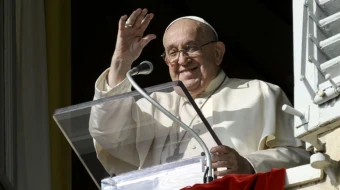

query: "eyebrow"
(165, 40), (199, 50)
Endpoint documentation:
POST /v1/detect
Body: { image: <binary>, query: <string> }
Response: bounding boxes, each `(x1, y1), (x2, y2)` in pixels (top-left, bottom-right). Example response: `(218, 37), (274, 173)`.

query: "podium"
(101, 156), (206, 190)
(53, 79), (325, 189)
(53, 81), (214, 189)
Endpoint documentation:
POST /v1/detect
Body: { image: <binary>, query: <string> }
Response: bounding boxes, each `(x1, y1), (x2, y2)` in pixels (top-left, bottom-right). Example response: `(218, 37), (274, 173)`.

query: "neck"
(190, 68), (222, 98)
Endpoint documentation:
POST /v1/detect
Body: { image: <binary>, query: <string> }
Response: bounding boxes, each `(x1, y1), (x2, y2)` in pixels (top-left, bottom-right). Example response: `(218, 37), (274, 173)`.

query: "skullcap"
(164, 16), (218, 40)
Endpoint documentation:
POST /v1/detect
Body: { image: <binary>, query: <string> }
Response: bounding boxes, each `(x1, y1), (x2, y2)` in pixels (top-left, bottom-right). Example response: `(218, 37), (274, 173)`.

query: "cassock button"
(198, 100), (203, 105)
(192, 145), (196, 149)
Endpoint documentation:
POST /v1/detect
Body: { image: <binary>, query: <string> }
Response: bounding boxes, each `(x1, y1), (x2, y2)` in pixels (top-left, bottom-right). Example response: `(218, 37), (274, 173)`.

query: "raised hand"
(108, 8), (156, 86)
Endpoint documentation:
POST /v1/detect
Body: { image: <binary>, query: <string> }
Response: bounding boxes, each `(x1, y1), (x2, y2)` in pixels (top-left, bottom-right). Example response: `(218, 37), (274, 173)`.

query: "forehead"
(163, 19), (206, 48)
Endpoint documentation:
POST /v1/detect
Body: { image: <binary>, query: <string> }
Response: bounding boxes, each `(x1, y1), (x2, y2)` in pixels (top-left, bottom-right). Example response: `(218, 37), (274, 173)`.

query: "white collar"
(199, 69), (228, 97)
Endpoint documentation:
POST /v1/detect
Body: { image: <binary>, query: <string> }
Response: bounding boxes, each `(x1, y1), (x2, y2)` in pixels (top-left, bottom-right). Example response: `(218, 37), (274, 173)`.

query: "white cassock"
(89, 69), (310, 175)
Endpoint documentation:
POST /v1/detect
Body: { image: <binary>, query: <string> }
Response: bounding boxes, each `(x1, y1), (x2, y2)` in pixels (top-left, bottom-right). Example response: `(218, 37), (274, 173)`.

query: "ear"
(214, 41), (225, 66)
(164, 56), (170, 66)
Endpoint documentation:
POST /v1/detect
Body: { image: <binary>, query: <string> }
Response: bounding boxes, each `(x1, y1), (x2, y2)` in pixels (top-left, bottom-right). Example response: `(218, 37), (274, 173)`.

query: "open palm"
(114, 8), (156, 63)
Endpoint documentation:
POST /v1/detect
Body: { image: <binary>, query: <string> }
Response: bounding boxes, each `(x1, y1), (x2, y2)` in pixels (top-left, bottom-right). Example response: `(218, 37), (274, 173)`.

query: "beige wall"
(288, 128), (340, 190)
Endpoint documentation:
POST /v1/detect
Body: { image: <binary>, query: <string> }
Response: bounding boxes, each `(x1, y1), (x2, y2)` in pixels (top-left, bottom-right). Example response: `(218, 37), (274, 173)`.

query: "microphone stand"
(126, 66), (214, 183)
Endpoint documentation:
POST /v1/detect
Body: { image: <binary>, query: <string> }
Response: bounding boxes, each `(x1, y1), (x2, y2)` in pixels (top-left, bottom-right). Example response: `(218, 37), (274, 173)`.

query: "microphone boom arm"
(126, 63), (213, 183)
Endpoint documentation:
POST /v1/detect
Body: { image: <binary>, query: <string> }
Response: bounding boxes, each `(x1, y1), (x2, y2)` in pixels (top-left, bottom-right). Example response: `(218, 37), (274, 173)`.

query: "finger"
(134, 8), (148, 28)
(211, 161), (231, 169)
(211, 153), (229, 162)
(139, 34), (156, 48)
(214, 169), (232, 176)
(118, 15), (128, 31)
(210, 145), (234, 154)
(126, 8), (142, 26)
(140, 13), (154, 31)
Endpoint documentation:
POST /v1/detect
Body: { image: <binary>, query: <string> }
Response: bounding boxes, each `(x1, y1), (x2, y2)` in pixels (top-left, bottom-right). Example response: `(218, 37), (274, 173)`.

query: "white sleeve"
(93, 68), (132, 99)
(89, 68), (154, 175)
(244, 81), (310, 173)
(244, 147), (310, 173)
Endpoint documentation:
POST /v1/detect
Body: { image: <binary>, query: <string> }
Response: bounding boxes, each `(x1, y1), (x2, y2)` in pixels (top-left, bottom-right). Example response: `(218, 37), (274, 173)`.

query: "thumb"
(140, 34), (156, 48)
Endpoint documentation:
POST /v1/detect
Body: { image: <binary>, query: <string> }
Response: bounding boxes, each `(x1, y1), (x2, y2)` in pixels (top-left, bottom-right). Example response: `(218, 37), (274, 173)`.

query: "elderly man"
(89, 8), (310, 176)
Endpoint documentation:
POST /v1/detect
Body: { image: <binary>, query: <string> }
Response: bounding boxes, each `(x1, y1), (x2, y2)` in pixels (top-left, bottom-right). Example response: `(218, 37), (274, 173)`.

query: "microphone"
(130, 60), (153, 76)
(126, 61), (214, 183)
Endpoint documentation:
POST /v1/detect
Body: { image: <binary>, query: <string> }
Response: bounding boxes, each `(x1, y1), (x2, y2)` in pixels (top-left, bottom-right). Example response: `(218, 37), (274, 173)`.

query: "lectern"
(53, 78), (327, 190)
(53, 81), (213, 190)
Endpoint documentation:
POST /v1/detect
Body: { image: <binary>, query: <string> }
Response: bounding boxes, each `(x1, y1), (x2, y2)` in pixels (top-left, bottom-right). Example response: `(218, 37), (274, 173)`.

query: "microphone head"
(137, 60), (154, 75)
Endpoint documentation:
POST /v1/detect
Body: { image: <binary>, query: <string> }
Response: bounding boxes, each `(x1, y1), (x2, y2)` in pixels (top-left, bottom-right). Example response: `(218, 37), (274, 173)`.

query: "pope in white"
(89, 8), (310, 176)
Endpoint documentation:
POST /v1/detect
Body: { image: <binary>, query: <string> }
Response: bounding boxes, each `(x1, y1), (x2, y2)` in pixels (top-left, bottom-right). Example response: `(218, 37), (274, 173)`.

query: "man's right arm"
(88, 8), (156, 175)
(89, 68), (141, 174)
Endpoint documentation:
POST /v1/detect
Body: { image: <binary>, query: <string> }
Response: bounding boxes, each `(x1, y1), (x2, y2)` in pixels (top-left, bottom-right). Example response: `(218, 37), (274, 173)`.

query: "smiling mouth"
(181, 67), (198, 73)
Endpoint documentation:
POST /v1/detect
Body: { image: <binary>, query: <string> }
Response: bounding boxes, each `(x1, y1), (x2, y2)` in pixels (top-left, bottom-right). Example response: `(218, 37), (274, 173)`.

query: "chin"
(181, 80), (201, 94)
(188, 87), (203, 97)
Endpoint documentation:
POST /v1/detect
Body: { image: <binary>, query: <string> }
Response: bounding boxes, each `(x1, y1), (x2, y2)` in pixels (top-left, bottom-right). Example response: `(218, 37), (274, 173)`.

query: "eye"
(186, 46), (199, 53)
(168, 50), (177, 56)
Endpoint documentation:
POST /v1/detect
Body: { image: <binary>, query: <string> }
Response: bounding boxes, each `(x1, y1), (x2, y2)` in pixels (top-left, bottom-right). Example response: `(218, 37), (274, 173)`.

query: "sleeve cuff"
(241, 155), (257, 174)
(243, 154), (269, 173)
(94, 68), (132, 99)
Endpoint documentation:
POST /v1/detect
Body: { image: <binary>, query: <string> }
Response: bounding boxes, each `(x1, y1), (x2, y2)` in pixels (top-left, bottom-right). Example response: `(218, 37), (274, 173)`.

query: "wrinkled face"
(162, 19), (223, 97)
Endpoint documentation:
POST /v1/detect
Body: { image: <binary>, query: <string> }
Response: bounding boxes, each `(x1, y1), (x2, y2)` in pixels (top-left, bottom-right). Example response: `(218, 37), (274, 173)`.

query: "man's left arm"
(243, 81), (311, 173)
(210, 145), (310, 175)
(211, 81), (311, 175)
(243, 146), (310, 173)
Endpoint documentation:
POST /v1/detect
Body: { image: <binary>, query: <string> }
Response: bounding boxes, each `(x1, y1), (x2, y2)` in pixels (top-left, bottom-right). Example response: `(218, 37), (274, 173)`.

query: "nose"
(177, 52), (191, 66)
